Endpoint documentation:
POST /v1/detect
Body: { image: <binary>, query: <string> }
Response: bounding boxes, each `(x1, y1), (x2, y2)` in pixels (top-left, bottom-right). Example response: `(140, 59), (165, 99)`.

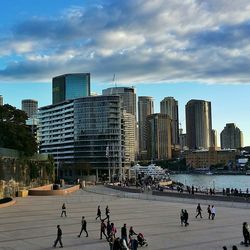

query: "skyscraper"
(22, 99), (38, 118)
(122, 111), (136, 164)
(52, 73), (90, 104)
(138, 96), (154, 159)
(103, 86), (137, 159)
(186, 99), (212, 150)
(220, 123), (243, 149)
(160, 97), (179, 145)
(146, 113), (172, 160)
(102, 87), (136, 119)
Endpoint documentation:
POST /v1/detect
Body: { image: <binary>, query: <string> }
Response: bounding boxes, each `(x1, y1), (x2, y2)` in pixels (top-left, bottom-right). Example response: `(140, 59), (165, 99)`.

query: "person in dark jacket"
(96, 205), (101, 220)
(183, 210), (189, 226)
(60, 203), (67, 217)
(121, 223), (128, 246)
(53, 225), (63, 248)
(242, 222), (250, 246)
(180, 209), (185, 226)
(107, 221), (112, 238)
(100, 220), (107, 240)
(78, 216), (88, 237)
(105, 205), (110, 221)
(207, 205), (211, 219)
(113, 237), (122, 250)
(129, 226), (137, 238)
(195, 203), (202, 218)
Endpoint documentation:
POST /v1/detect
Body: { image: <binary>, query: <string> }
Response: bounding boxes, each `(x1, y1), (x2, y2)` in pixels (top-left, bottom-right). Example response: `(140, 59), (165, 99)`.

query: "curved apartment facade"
(186, 99), (212, 150)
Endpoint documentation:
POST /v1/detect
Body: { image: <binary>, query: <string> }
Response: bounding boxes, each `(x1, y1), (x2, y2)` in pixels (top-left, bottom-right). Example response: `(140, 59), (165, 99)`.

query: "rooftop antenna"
(111, 73), (117, 95)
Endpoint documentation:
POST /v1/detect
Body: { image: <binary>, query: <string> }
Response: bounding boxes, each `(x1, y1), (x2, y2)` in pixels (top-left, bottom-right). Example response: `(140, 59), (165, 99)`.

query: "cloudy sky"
(1, 0), (250, 145)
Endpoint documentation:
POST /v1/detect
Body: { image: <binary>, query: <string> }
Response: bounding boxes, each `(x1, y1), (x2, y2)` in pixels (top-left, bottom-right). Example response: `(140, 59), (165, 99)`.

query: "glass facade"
(52, 73), (90, 104)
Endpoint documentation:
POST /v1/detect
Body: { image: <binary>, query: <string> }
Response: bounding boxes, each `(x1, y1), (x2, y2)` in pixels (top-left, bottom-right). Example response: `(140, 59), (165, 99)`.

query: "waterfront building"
(52, 73), (90, 104)
(0, 95), (3, 106)
(21, 99), (38, 118)
(211, 129), (218, 147)
(146, 113), (172, 160)
(160, 97), (179, 146)
(103, 86), (137, 158)
(220, 123), (243, 149)
(122, 111), (136, 165)
(186, 99), (212, 150)
(185, 147), (238, 169)
(138, 96), (154, 159)
(102, 87), (136, 119)
(39, 95), (126, 180)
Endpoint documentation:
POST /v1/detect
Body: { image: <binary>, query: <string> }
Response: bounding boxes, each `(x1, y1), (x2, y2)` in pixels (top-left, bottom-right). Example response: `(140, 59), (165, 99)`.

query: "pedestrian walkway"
(0, 186), (247, 249)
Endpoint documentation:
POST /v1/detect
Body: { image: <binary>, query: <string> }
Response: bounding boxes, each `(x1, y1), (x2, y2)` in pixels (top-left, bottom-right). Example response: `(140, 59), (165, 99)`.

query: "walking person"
(107, 221), (112, 238)
(96, 205), (101, 220)
(195, 203), (202, 218)
(211, 205), (216, 220)
(183, 209), (189, 226)
(60, 203), (67, 217)
(100, 220), (107, 240)
(111, 222), (117, 238)
(105, 205), (110, 221)
(180, 209), (185, 226)
(207, 205), (211, 220)
(53, 225), (63, 248)
(121, 223), (128, 247)
(78, 216), (88, 237)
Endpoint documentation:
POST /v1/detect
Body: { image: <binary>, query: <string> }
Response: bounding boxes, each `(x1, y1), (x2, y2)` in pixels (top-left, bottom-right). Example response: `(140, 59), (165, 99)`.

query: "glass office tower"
(52, 73), (90, 104)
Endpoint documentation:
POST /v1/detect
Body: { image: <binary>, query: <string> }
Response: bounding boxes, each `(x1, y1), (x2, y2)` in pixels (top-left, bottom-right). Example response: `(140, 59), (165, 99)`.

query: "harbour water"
(170, 174), (250, 191)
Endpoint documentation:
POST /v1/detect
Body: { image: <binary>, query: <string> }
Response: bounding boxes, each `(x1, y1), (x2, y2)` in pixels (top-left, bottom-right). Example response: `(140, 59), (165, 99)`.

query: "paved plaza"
(0, 186), (249, 250)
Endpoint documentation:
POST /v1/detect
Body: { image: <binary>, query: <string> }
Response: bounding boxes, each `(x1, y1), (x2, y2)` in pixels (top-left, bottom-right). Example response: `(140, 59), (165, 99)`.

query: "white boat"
(131, 163), (169, 179)
(206, 171), (213, 175)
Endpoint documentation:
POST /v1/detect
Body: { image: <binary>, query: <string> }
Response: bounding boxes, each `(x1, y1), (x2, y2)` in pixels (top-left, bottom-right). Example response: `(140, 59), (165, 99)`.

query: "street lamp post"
(106, 145), (111, 183)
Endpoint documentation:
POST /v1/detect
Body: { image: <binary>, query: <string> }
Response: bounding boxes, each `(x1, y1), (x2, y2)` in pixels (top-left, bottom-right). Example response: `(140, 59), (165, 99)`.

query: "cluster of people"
(53, 203), (148, 249)
(222, 187), (249, 197)
(96, 205), (148, 250)
(179, 203), (216, 228)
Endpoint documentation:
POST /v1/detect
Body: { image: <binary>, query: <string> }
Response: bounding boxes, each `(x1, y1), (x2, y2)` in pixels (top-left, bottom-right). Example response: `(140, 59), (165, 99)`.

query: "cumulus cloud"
(1, 0), (250, 84)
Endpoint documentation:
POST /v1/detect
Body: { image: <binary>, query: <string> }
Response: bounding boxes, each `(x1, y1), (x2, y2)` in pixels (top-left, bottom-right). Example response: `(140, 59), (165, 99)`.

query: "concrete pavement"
(0, 185), (249, 250)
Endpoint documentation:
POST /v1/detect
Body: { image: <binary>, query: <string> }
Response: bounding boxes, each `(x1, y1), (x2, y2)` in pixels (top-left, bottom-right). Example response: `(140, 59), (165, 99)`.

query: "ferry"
(206, 171), (213, 175)
(130, 163), (169, 179)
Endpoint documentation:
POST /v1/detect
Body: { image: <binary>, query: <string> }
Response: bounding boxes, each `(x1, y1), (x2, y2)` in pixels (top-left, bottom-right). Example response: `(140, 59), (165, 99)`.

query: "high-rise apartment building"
(160, 97), (179, 145)
(103, 86), (137, 159)
(22, 99), (38, 118)
(0, 95), (3, 106)
(220, 123), (243, 149)
(102, 87), (136, 119)
(122, 111), (136, 164)
(146, 113), (172, 160)
(52, 73), (90, 104)
(39, 95), (130, 180)
(138, 96), (154, 159)
(186, 99), (212, 150)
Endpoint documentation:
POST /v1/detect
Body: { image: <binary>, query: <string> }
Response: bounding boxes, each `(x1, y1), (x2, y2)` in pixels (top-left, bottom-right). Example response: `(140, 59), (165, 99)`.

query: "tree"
(0, 104), (37, 156)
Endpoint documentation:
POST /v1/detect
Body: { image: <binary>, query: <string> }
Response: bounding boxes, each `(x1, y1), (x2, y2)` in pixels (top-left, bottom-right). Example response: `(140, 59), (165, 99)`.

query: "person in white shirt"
(211, 205), (216, 220)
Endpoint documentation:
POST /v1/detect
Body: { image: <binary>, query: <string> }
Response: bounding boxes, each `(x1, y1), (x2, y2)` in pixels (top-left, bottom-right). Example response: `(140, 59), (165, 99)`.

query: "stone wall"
(0, 153), (54, 198)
